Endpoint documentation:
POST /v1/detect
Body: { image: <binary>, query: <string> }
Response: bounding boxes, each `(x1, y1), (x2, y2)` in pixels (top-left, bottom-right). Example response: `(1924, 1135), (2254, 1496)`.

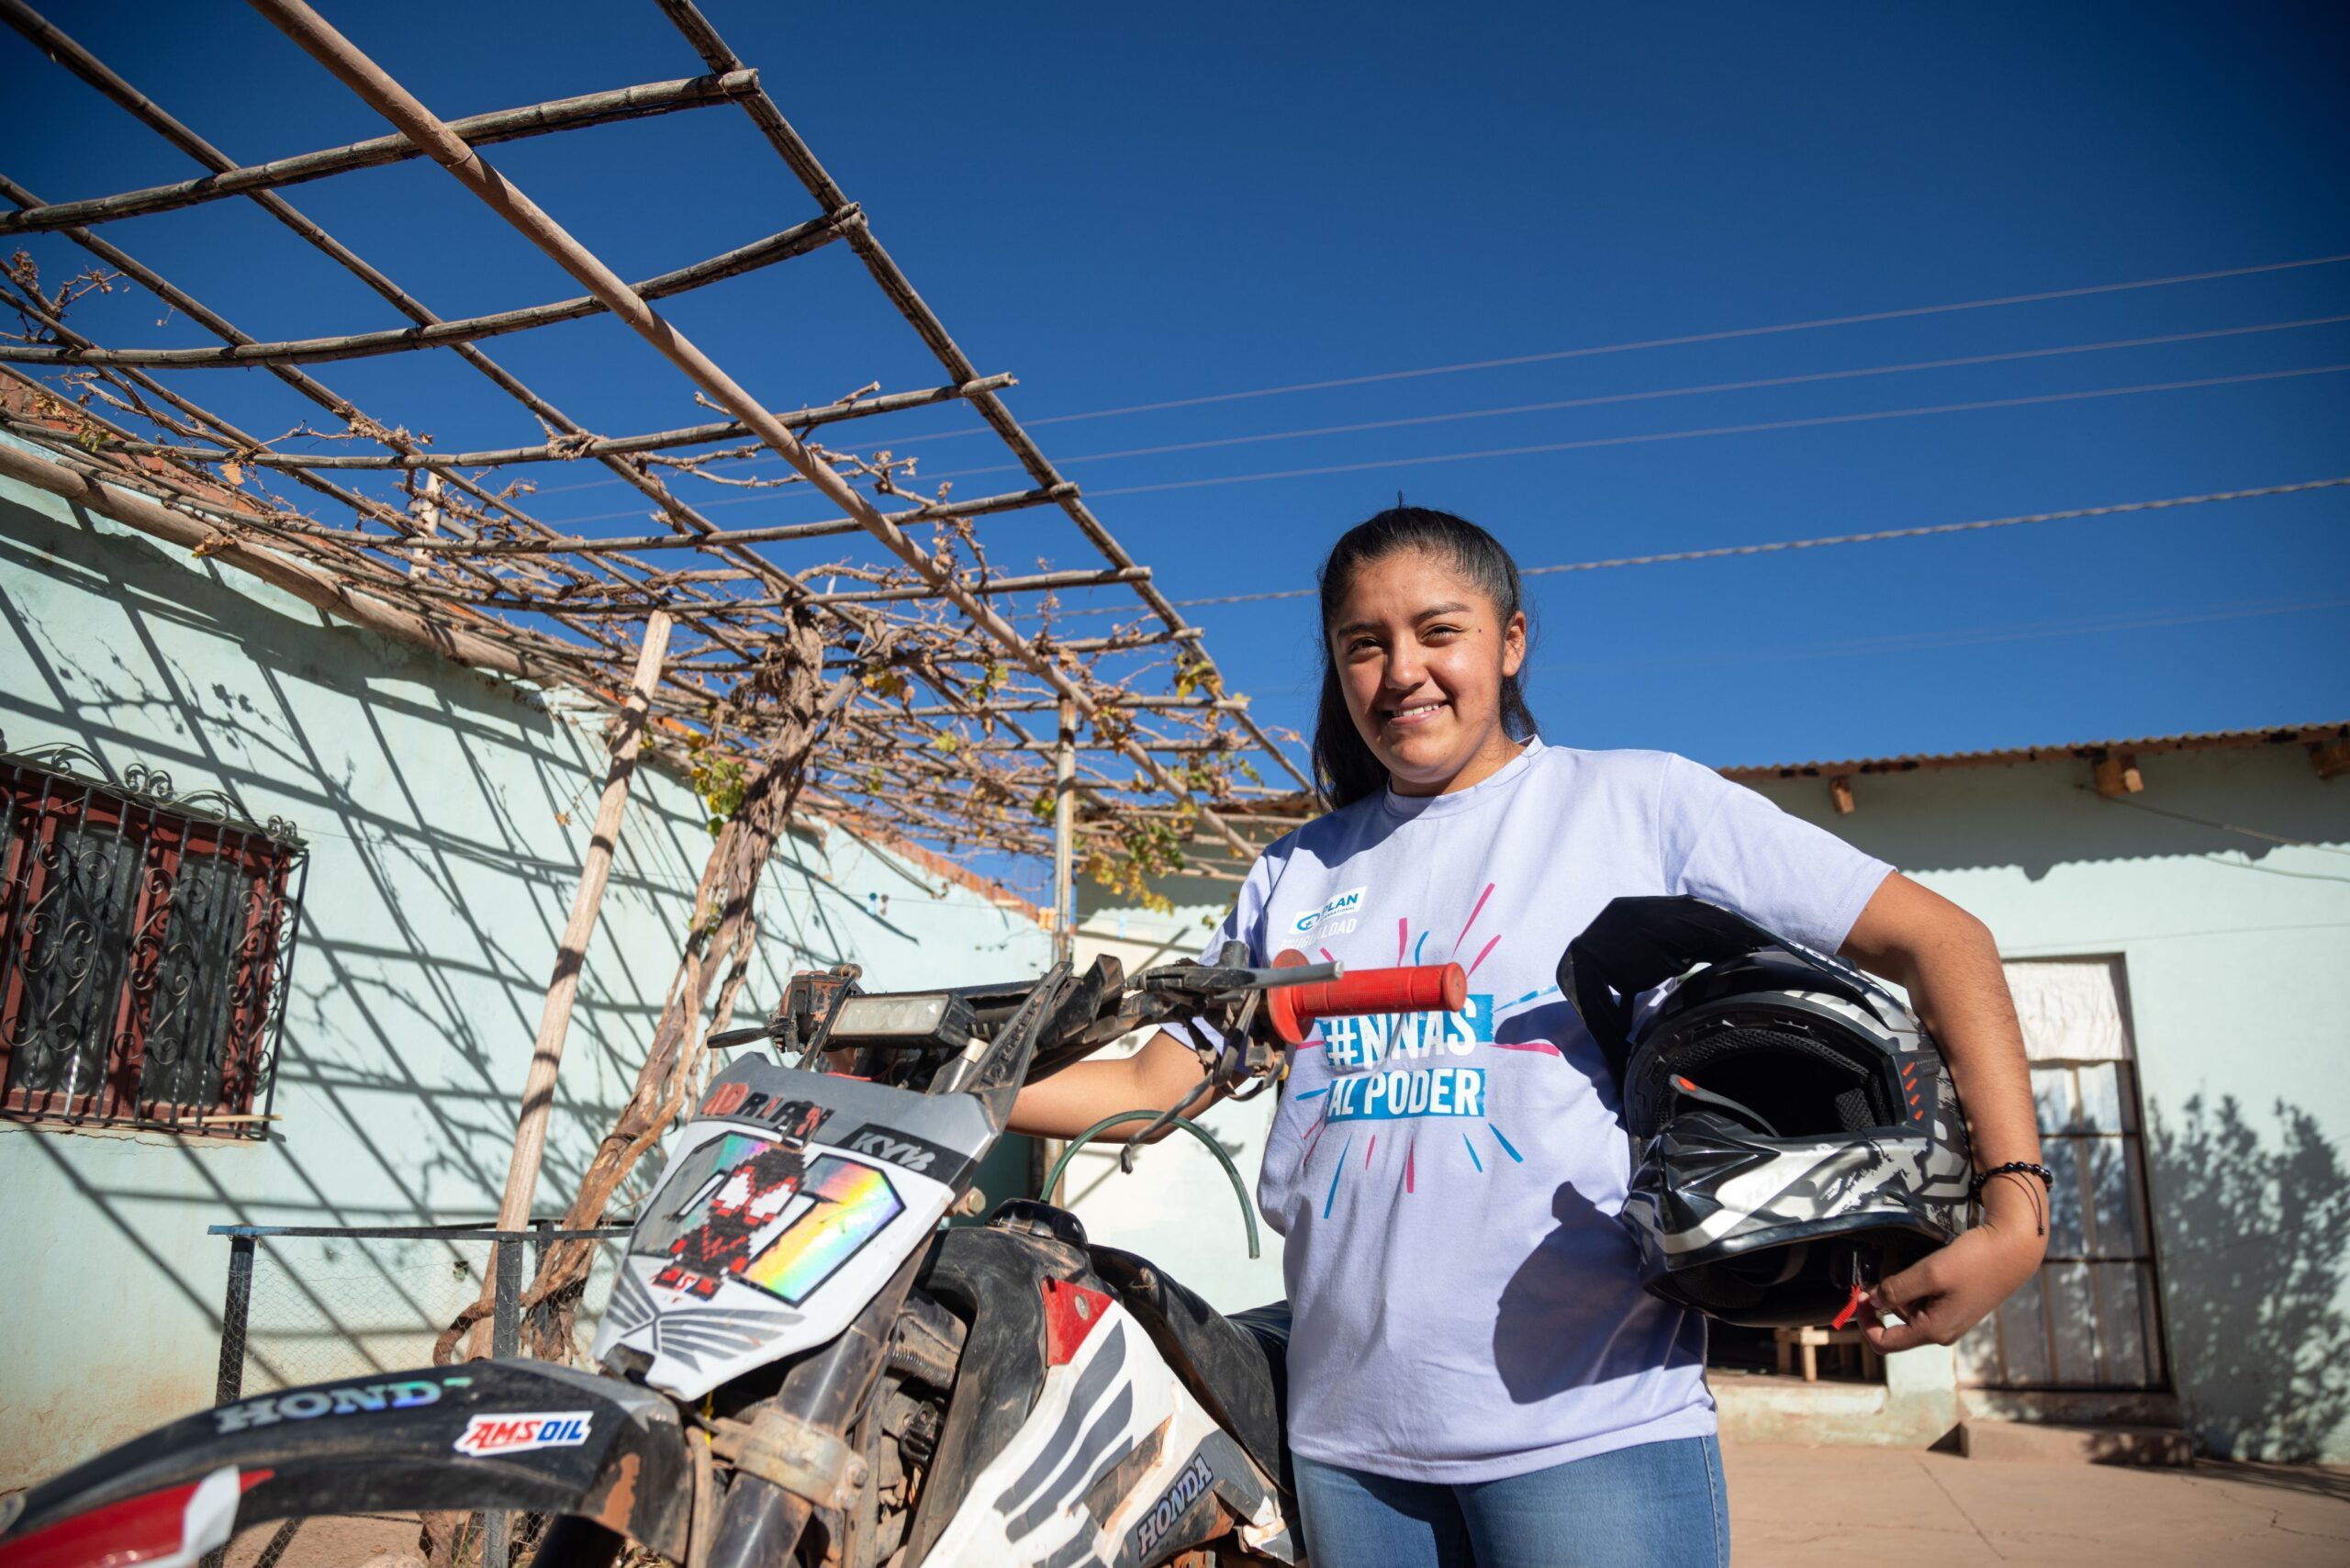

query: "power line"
(1517, 477), (2350, 579)
(1541, 595), (2350, 672)
(1048, 476), (2350, 612)
(524, 250), (2350, 505)
(531, 350), (2350, 530)
(1000, 252), (2350, 431)
(1080, 362), (2350, 500)
(915, 313), (2350, 484)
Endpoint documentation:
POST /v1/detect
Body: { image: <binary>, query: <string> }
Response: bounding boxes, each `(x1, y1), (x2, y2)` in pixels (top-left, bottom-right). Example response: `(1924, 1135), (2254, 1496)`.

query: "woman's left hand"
(1841, 877), (2051, 1353)
(1861, 1179), (2049, 1351)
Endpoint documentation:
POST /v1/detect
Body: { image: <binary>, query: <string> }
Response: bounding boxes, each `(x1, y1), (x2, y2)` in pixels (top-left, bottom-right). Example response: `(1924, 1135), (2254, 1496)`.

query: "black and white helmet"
(1561, 895), (1972, 1327)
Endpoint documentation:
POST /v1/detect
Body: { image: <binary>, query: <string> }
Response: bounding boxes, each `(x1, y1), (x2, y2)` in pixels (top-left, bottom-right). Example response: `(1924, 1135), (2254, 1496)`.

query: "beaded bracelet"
(1969, 1159), (2055, 1236)
(1970, 1159), (2053, 1200)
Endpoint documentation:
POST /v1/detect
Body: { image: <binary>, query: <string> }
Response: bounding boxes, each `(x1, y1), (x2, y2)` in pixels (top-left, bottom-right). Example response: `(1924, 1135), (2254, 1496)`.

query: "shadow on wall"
(2147, 1092), (2350, 1463)
(0, 495), (725, 1399)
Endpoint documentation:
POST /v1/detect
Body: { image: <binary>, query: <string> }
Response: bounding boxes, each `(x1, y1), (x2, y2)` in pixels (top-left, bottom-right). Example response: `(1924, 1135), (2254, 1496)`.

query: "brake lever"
(1142, 959), (1342, 996)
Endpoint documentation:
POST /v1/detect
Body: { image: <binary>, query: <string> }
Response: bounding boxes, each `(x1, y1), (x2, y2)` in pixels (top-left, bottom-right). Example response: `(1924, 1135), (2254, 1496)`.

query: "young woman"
(1011, 507), (2046, 1568)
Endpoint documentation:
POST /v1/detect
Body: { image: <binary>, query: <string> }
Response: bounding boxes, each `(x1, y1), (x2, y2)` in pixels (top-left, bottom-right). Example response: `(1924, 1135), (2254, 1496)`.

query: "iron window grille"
(0, 735), (307, 1138)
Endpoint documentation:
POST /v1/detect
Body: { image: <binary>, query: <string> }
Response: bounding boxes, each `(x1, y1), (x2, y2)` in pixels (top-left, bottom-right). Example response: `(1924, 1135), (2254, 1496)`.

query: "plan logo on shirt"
(1282, 886), (1366, 939)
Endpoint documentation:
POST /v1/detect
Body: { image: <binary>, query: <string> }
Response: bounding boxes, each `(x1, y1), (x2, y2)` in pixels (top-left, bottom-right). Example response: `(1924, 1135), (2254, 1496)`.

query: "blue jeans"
(1293, 1435), (1729, 1568)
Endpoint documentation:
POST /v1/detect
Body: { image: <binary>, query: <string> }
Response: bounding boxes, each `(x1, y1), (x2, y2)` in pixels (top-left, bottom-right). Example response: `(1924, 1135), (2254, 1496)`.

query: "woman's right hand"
(1008, 1028), (1218, 1140)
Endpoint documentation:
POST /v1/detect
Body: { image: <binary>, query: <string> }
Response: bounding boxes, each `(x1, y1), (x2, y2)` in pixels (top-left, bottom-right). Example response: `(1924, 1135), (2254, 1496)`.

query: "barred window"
(0, 741), (307, 1137)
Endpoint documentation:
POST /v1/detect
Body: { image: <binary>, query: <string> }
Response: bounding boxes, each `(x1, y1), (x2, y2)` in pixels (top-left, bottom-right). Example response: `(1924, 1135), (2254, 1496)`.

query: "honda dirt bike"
(0, 946), (1465, 1568)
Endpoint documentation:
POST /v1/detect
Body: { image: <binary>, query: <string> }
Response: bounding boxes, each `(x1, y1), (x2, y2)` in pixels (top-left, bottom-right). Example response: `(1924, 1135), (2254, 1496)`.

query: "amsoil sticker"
(453, 1412), (594, 1457)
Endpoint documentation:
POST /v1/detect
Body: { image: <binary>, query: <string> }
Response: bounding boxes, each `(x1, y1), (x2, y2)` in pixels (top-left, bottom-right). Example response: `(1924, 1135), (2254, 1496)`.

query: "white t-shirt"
(1213, 739), (1892, 1482)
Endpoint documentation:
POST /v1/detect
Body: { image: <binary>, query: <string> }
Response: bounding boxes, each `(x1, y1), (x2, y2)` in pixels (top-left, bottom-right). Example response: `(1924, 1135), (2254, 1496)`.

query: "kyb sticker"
(1132, 1453), (1215, 1560)
(1282, 886), (1366, 939)
(840, 1124), (960, 1177)
(214, 1375), (468, 1433)
(453, 1412), (594, 1457)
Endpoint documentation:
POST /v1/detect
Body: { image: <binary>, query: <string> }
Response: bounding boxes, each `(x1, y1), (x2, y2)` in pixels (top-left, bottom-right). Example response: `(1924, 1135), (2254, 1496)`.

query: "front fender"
(0, 1361), (688, 1568)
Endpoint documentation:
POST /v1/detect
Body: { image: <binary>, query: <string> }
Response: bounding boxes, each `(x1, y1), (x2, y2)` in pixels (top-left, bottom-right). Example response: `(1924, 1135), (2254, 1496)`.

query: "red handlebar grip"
(1266, 950), (1469, 1046)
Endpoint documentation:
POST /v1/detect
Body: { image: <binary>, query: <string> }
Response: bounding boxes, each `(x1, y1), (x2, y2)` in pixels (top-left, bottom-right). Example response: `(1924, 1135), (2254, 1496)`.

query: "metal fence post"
(528, 1215), (554, 1351)
(201, 1233), (258, 1568)
(214, 1233), (255, 1406)
(480, 1236), (525, 1568)
(492, 1238), (522, 1358)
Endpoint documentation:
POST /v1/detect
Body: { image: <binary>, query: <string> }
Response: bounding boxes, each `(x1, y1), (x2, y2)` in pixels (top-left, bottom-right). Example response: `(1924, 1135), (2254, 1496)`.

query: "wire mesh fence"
(207, 1222), (629, 1568)
(210, 1222), (628, 1402)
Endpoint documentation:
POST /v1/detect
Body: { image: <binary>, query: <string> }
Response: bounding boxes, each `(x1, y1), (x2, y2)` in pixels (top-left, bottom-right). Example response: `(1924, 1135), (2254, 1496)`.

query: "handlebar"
(1261, 948), (1468, 1045)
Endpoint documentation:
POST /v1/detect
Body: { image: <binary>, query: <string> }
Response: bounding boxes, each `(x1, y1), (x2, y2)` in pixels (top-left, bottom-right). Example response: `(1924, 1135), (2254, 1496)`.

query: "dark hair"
(1311, 506), (1539, 809)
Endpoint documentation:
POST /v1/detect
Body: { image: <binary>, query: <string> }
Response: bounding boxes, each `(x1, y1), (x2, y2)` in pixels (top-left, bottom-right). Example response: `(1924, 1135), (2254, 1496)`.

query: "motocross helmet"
(1560, 895), (1972, 1327)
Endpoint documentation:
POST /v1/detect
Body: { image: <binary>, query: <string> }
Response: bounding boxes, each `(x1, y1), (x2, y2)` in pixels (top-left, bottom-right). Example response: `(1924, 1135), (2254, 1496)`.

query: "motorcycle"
(0, 945), (1466, 1568)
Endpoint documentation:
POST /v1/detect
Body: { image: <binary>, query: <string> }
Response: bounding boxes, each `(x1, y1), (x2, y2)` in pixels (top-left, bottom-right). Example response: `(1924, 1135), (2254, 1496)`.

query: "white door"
(1956, 958), (2167, 1390)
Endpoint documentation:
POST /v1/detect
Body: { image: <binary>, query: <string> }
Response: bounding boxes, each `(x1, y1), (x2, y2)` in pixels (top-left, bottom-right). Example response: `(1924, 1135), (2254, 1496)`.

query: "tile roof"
(1718, 722), (2349, 780)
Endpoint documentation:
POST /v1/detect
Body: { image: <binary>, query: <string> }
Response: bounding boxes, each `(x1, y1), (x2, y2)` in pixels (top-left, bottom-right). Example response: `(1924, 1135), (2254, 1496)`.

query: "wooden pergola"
(0, 0), (1307, 1341)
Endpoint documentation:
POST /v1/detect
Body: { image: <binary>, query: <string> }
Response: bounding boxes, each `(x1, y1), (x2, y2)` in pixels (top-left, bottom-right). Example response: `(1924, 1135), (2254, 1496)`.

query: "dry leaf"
(221, 461), (244, 487)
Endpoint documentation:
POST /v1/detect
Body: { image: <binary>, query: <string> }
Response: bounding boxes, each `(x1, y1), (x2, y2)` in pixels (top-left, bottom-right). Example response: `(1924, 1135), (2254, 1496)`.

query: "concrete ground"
(1726, 1443), (2350, 1566)
(205, 1446), (2350, 1565)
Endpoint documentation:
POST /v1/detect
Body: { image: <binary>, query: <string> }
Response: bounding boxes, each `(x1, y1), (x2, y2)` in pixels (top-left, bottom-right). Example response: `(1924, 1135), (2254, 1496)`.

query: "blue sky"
(6, 0), (2346, 781)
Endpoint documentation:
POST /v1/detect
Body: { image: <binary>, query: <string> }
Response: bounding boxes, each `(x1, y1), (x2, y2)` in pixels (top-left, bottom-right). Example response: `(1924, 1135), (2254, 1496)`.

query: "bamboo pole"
(1053, 698), (1075, 968)
(0, 68), (760, 233)
(490, 610), (673, 1235)
(77, 375), (1015, 472)
(0, 214), (849, 367)
(58, 477), (1071, 562)
(901, 696), (1251, 715)
(390, 481), (1069, 554)
(860, 738), (1238, 755)
(806, 565), (1148, 606)
(442, 562), (1150, 616)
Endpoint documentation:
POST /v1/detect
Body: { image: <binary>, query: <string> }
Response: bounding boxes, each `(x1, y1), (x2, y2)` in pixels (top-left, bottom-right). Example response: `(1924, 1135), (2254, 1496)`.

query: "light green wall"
(1747, 745), (2350, 1462)
(0, 456), (1048, 1484)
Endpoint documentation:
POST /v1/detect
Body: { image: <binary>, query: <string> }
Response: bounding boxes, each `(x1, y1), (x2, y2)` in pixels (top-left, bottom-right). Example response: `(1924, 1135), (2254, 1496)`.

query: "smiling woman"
(1314, 507), (1538, 805)
(1011, 500), (2049, 1568)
